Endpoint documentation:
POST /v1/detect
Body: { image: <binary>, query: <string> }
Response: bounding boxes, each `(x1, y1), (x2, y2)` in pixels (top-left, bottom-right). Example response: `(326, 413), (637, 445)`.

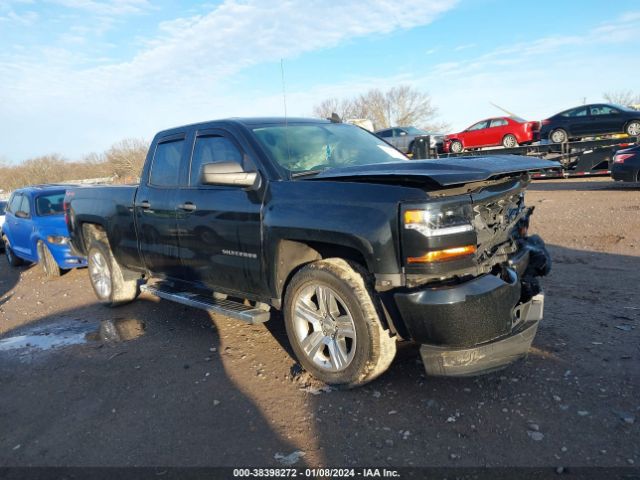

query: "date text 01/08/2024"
(232, 468), (401, 478)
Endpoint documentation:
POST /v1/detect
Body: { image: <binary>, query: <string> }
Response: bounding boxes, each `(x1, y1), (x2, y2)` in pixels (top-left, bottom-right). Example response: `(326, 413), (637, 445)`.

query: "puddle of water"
(98, 318), (145, 342)
(0, 332), (87, 352)
(0, 317), (146, 354)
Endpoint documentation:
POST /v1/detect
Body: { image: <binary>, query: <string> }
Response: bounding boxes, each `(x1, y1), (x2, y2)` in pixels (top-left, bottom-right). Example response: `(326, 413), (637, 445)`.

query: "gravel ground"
(0, 178), (638, 470)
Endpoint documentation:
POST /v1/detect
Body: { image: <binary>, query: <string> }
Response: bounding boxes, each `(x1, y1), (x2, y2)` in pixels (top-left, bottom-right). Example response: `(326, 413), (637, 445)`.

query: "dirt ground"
(0, 178), (638, 470)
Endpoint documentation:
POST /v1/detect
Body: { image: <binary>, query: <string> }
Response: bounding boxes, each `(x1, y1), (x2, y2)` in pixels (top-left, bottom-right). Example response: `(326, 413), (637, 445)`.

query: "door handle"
(178, 202), (197, 212)
(137, 201), (151, 209)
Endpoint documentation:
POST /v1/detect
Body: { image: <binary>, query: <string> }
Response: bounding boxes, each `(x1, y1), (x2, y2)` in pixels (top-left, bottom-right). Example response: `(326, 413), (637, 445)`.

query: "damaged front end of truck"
(394, 171), (551, 376)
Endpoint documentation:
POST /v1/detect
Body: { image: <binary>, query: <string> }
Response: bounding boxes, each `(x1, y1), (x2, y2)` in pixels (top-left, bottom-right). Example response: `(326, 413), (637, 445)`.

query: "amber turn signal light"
(407, 245), (476, 264)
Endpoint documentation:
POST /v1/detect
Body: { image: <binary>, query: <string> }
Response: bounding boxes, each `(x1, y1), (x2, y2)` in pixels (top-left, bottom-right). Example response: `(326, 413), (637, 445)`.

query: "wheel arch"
(274, 239), (369, 308)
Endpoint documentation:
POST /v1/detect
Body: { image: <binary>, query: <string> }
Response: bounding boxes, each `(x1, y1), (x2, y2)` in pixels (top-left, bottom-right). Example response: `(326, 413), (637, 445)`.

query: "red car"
(444, 116), (540, 153)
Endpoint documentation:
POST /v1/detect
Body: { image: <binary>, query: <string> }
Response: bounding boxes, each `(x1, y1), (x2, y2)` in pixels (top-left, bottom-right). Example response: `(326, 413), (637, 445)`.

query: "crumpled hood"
(308, 155), (559, 186)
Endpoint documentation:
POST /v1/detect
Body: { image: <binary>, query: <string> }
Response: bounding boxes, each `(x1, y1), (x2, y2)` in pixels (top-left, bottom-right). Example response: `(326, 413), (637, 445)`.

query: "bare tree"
(312, 85), (443, 130)
(603, 90), (640, 106)
(103, 138), (149, 181)
(312, 98), (358, 120)
(0, 137), (150, 192)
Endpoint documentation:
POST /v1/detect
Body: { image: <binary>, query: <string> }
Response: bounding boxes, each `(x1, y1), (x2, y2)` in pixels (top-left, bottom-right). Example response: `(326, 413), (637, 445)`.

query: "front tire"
(283, 258), (396, 387)
(550, 128), (568, 143)
(626, 121), (640, 137)
(3, 236), (23, 267)
(37, 241), (62, 278)
(502, 134), (518, 148)
(449, 140), (464, 153)
(87, 239), (139, 307)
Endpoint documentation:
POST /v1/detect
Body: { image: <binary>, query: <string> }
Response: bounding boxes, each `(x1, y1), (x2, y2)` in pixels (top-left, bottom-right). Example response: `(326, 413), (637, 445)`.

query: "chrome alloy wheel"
(550, 129), (567, 143)
(503, 135), (517, 148)
(89, 250), (112, 299)
(627, 121), (640, 136)
(292, 284), (357, 372)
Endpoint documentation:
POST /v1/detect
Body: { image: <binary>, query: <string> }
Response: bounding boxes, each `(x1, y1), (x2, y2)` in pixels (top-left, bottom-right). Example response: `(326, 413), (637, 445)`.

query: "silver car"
(375, 126), (444, 154)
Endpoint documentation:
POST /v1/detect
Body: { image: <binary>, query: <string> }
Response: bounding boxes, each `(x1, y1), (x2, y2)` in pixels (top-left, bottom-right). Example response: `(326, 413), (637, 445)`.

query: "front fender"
(262, 180), (426, 299)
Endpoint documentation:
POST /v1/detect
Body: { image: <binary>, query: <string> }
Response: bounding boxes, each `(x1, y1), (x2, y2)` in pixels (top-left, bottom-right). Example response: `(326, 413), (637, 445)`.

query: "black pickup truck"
(66, 117), (553, 387)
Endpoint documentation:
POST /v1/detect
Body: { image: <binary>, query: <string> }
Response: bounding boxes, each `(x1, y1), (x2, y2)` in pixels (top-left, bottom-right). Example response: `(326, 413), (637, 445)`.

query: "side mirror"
(201, 161), (259, 188)
(15, 211), (29, 219)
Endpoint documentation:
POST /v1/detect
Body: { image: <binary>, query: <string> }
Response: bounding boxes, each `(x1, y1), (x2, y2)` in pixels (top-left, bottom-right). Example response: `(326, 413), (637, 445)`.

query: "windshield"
(35, 192), (65, 216)
(252, 123), (408, 175)
(615, 104), (638, 112)
(404, 126), (426, 135)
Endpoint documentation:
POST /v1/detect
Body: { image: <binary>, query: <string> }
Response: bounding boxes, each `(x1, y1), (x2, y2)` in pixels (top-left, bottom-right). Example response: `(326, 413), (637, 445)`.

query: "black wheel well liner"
(274, 239), (369, 306)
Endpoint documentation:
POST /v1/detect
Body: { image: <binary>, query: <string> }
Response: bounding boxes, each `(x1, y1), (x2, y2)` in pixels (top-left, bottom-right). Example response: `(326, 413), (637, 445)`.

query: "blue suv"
(2, 185), (87, 277)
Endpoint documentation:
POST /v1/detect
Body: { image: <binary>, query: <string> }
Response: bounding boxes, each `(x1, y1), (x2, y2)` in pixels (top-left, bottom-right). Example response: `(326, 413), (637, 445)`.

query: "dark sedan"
(540, 103), (640, 143)
(611, 144), (640, 182)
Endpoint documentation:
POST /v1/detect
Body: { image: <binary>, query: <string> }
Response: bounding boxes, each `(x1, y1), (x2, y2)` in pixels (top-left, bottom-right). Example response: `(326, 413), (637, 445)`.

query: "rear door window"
(590, 105), (619, 116)
(149, 139), (185, 187)
(562, 107), (588, 117)
(490, 118), (508, 127)
(18, 195), (31, 217)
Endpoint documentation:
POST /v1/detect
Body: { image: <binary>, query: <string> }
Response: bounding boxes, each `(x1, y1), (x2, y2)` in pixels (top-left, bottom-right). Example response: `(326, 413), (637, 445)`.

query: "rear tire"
(283, 258), (396, 387)
(3, 236), (23, 267)
(550, 128), (568, 143)
(87, 239), (139, 307)
(450, 140), (464, 153)
(37, 241), (62, 278)
(626, 121), (640, 137)
(502, 134), (518, 148)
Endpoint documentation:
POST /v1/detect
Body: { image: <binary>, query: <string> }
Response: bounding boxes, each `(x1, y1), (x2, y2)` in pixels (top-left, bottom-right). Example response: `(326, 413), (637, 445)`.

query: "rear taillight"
(614, 153), (634, 164)
(541, 119), (551, 125)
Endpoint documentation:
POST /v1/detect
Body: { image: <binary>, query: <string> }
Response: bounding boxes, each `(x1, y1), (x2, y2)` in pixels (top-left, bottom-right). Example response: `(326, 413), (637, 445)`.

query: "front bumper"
(419, 294), (543, 376)
(391, 236), (550, 376)
(48, 242), (87, 268)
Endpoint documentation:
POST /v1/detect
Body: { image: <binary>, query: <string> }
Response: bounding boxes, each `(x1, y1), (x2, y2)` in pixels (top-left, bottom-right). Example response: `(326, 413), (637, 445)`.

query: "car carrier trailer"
(412, 136), (639, 178)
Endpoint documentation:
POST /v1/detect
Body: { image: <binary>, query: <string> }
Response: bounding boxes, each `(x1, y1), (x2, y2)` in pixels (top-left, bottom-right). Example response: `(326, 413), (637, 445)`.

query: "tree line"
(2, 87), (636, 194)
(313, 85), (448, 132)
(0, 138), (149, 193)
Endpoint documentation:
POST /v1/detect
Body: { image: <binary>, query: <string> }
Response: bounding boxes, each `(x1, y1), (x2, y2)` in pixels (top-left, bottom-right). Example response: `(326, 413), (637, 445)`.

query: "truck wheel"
(283, 258), (396, 387)
(450, 140), (463, 153)
(3, 236), (23, 267)
(550, 128), (568, 143)
(502, 134), (518, 148)
(87, 240), (139, 307)
(626, 121), (640, 137)
(37, 241), (61, 278)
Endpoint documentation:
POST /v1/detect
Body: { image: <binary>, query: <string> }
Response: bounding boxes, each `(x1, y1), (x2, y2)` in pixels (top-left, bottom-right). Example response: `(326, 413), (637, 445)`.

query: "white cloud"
(50, 0), (151, 16)
(399, 10), (640, 131)
(453, 43), (475, 51)
(0, 0), (458, 160)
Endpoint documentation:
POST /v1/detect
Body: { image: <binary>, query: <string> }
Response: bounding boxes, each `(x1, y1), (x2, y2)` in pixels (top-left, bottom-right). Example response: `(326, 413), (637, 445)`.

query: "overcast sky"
(1, 0), (639, 163)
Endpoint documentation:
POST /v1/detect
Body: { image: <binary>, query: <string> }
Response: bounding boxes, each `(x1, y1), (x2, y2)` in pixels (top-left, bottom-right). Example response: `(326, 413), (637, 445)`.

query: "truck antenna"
(281, 58), (292, 166)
